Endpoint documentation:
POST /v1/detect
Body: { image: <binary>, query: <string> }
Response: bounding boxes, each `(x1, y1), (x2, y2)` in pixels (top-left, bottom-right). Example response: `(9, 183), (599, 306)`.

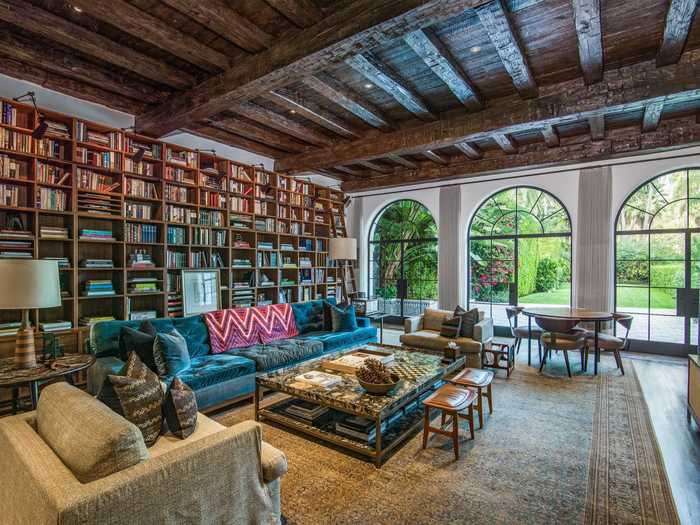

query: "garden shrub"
(535, 257), (560, 292)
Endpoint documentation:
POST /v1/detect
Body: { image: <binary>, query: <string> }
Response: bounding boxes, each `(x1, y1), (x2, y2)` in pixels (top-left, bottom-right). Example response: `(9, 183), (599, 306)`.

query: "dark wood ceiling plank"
(346, 54), (436, 121)
(185, 125), (288, 158)
(657, 0), (698, 66)
(302, 74), (393, 130)
(275, 51), (700, 172)
(423, 150), (448, 164)
(0, 0), (194, 89)
(200, 115), (309, 153)
(160, 0), (273, 53)
(68, 0), (229, 71)
(387, 154), (419, 168)
(335, 165), (365, 176)
(454, 142), (483, 159)
(541, 124), (560, 147)
(475, 0), (537, 98)
(357, 160), (394, 174)
(342, 114), (700, 191)
(135, 0), (476, 136)
(588, 115), (605, 140)
(403, 28), (483, 110)
(0, 28), (167, 104)
(263, 0), (323, 28)
(572, 0), (603, 84)
(264, 89), (361, 138)
(642, 101), (664, 132)
(493, 133), (517, 153)
(234, 102), (333, 146)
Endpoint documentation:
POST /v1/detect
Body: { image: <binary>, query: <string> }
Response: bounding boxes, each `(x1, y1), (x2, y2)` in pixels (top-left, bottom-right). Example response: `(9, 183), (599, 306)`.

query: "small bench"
(449, 368), (494, 429)
(422, 384), (477, 460)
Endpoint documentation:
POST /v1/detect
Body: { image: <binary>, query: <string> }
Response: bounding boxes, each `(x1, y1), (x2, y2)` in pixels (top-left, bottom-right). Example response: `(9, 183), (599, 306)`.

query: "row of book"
(124, 157), (157, 177)
(81, 258), (113, 269)
(129, 251), (155, 268)
(0, 153), (27, 179)
(164, 166), (196, 184)
(79, 229), (115, 241)
(76, 122), (123, 150)
(189, 251), (225, 268)
(1, 101), (30, 128)
(40, 225), (69, 240)
(76, 147), (121, 171)
(166, 148), (197, 168)
(37, 162), (70, 185)
(124, 202), (154, 220)
(38, 187), (68, 211)
(164, 184), (193, 203)
(126, 177), (158, 199)
(191, 227), (226, 246)
(35, 138), (66, 159)
(167, 226), (186, 245)
(125, 138), (161, 160)
(201, 190), (226, 208)
(0, 127), (32, 153)
(125, 223), (157, 243)
(77, 167), (119, 193)
(0, 183), (28, 207)
(127, 277), (160, 294)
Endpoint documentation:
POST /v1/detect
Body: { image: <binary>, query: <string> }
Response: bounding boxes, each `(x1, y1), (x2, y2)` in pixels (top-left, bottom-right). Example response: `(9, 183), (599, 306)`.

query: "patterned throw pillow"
(257, 303), (299, 343)
(162, 377), (198, 439)
(454, 306), (480, 338)
(440, 316), (462, 338)
(108, 352), (164, 447)
(204, 308), (261, 353)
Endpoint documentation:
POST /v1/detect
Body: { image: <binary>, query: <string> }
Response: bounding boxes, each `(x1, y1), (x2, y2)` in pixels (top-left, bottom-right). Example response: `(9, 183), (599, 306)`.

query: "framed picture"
(181, 269), (221, 317)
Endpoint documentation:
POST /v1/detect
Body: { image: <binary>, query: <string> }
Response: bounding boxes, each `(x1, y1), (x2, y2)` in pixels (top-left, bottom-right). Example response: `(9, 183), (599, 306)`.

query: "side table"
(365, 312), (391, 344)
(0, 354), (96, 413)
(482, 338), (515, 377)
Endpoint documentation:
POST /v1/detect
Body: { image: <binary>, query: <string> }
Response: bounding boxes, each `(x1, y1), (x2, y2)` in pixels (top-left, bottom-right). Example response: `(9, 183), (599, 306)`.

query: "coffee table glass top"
(257, 347), (464, 419)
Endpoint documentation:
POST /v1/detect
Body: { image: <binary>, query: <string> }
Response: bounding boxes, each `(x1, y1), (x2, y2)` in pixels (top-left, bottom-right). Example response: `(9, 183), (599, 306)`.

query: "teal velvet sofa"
(86, 300), (377, 411)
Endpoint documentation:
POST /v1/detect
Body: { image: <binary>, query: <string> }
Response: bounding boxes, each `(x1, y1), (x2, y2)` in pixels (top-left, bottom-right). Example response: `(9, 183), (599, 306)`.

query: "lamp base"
(14, 326), (37, 369)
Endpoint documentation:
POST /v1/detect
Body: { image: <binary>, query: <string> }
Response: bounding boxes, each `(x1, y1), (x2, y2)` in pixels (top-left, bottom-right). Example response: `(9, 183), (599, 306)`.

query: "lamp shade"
(0, 260), (61, 309)
(329, 237), (357, 261)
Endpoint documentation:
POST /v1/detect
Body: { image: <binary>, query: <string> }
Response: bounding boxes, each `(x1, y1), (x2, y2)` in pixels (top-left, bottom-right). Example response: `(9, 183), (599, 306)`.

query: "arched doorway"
(368, 200), (438, 321)
(615, 168), (700, 349)
(467, 186), (572, 327)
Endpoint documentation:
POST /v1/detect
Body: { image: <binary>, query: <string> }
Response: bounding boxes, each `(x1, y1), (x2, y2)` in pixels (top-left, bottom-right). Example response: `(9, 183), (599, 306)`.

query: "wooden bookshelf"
(0, 97), (348, 339)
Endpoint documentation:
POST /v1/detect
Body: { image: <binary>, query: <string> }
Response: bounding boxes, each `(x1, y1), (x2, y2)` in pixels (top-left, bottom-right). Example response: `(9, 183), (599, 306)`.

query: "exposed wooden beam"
(135, 0), (472, 136)
(404, 28), (483, 110)
(642, 101), (664, 132)
(263, 0), (323, 28)
(342, 114), (700, 191)
(454, 142), (483, 159)
(275, 51), (700, 172)
(335, 165), (365, 177)
(68, 0), (229, 71)
(387, 154), (419, 168)
(541, 124), (560, 147)
(357, 160), (394, 174)
(589, 115), (605, 140)
(302, 74), (393, 130)
(475, 0), (537, 98)
(0, 0), (194, 89)
(201, 115), (309, 153)
(160, 0), (273, 53)
(572, 0), (603, 84)
(657, 0), (698, 66)
(493, 133), (518, 153)
(346, 54), (435, 121)
(264, 89), (361, 138)
(234, 103), (333, 147)
(185, 125), (287, 158)
(423, 150), (448, 164)
(0, 29), (167, 104)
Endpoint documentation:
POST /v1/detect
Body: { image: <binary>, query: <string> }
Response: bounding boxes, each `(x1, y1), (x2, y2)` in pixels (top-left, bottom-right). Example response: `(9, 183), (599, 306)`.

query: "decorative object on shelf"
(41, 332), (64, 363)
(356, 357), (399, 395)
(0, 260), (61, 368)
(329, 237), (357, 305)
(181, 269), (221, 316)
(443, 341), (460, 364)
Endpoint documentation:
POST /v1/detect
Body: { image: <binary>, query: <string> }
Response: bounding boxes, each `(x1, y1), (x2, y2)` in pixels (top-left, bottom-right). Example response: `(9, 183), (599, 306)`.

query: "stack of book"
(232, 258), (252, 268)
(0, 321), (22, 337)
(129, 251), (155, 268)
(232, 288), (255, 307)
(335, 416), (384, 444)
(258, 241), (274, 250)
(45, 120), (71, 139)
(79, 229), (115, 241)
(43, 256), (70, 269)
(129, 310), (157, 321)
(233, 238), (251, 248)
(0, 250), (32, 259)
(40, 320), (72, 332)
(128, 277), (159, 294)
(280, 242), (294, 251)
(79, 316), (115, 327)
(167, 294), (183, 317)
(280, 277), (296, 286)
(231, 215), (253, 230)
(81, 258), (114, 268)
(40, 225), (69, 239)
(84, 279), (116, 296)
(284, 400), (330, 423)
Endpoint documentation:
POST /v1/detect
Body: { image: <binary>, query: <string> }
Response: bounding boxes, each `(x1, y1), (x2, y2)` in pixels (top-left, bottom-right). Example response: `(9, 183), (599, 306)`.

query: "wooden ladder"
(330, 198), (359, 303)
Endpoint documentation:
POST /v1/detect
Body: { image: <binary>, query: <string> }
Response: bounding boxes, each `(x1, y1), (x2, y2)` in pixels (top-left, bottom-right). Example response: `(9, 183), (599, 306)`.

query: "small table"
(482, 337), (515, 377)
(521, 307), (613, 375)
(364, 312), (391, 344)
(0, 354), (96, 412)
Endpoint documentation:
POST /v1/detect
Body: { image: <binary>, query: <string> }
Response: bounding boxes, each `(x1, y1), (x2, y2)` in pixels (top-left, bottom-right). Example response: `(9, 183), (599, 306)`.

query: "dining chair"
(584, 313), (633, 375)
(536, 316), (586, 378)
(505, 306), (542, 360)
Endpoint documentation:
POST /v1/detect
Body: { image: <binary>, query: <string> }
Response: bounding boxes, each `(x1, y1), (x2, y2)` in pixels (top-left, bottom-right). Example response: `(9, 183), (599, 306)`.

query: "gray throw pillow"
(153, 328), (191, 378)
(454, 306), (480, 338)
(440, 316), (462, 338)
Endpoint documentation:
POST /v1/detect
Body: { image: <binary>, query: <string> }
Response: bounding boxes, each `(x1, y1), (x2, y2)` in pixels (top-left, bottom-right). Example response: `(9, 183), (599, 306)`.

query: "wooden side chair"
(585, 313), (633, 375)
(506, 306), (542, 360)
(422, 384), (477, 460)
(536, 316), (586, 378)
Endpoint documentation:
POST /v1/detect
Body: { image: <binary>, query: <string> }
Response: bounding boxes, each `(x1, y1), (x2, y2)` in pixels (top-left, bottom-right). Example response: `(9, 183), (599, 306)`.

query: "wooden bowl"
(357, 373), (400, 395)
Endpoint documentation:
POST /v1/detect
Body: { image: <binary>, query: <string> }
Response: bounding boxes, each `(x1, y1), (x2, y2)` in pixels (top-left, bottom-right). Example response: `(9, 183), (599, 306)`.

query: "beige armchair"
(400, 308), (493, 368)
(0, 383), (286, 524)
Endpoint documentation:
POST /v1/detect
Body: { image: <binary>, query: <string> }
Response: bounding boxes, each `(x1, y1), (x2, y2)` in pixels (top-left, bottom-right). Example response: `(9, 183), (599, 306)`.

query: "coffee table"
(255, 344), (465, 466)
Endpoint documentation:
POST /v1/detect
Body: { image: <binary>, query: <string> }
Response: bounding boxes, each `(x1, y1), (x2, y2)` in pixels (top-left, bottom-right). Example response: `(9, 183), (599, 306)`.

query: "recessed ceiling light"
(363, 83), (373, 89)
(470, 46), (481, 54)
(71, 5), (83, 13)
(290, 109), (297, 114)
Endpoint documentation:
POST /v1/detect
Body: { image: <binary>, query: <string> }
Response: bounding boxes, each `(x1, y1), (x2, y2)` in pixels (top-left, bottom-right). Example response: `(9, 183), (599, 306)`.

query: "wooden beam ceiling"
(200, 115), (309, 153)
(404, 28), (483, 110)
(263, 0), (323, 28)
(0, 0), (194, 89)
(334, 165), (365, 177)
(423, 150), (448, 164)
(541, 124), (560, 147)
(135, 0), (480, 136)
(572, 0), (603, 84)
(657, 0), (698, 66)
(493, 133), (518, 153)
(357, 160), (394, 174)
(589, 115), (605, 140)
(475, 0), (538, 98)
(275, 51), (700, 172)
(454, 142), (483, 159)
(387, 154), (419, 168)
(642, 101), (664, 132)
(67, 0), (230, 71)
(185, 124), (288, 158)
(160, 0), (273, 53)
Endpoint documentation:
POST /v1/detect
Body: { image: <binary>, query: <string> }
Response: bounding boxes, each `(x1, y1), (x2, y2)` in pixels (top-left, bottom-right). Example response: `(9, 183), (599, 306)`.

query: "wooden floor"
(381, 325), (700, 525)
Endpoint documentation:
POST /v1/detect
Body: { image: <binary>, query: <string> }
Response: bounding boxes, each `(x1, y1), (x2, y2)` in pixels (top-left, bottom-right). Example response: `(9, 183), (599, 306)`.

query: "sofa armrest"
(356, 316), (371, 328)
(261, 441), (287, 482)
(473, 318), (494, 344)
(87, 356), (125, 396)
(404, 316), (423, 334)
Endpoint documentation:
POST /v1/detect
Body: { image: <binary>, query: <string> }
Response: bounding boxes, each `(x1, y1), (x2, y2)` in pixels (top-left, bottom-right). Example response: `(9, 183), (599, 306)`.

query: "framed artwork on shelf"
(182, 269), (221, 316)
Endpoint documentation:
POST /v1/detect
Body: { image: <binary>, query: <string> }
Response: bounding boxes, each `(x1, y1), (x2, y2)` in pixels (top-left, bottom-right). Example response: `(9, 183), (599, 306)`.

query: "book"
(293, 371), (342, 388)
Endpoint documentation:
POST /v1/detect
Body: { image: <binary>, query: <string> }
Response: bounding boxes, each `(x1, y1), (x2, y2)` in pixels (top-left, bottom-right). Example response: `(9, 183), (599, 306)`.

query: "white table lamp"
(329, 238), (357, 304)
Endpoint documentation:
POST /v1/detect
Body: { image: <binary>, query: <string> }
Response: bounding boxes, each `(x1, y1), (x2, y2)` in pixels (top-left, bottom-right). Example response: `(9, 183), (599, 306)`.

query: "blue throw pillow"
(331, 305), (358, 332)
(153, 329), (191, 378)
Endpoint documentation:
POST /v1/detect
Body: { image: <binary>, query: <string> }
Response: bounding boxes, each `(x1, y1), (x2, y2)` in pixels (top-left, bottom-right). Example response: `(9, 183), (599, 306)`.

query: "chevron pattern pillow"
(162, 377), (198, 439)
(258, 303), (299, 343)
(204, 307), (262, 354)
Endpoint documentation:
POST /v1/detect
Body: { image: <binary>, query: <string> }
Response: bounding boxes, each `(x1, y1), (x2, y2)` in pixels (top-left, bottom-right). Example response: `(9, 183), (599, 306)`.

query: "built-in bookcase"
(0, 97), (347, 337)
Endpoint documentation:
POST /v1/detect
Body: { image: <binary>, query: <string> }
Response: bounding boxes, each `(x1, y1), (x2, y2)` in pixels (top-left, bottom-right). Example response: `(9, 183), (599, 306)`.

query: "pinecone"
(357, 358), (393, 384)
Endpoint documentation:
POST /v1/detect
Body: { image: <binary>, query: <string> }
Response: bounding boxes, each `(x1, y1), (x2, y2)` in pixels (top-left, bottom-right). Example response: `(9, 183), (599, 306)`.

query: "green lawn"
(519, 286), (571, 305)
(519, 284), (675, 309)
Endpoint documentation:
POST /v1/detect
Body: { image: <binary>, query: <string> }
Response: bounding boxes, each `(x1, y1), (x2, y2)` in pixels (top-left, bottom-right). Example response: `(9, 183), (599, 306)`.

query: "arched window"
(615, 168), (700, 347)
(468, 186), (572, 326)
(369, 200), (438, 320)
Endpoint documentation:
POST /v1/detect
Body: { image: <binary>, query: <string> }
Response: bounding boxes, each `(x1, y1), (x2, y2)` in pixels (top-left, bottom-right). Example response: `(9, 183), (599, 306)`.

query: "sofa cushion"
(119, 323), (158, 372)
(258, 303), (299, 343)
(423, 308), (453, 331)
(400, 330), (482, 353)
(454, 306), (480, 338)
(153, 329), (191, 378)
(37, 382), (148, 483)
(162, 377), (198, 439)
(178, 354), (256, 391)
(171, 315), (211, 358)
(440, 316), (462, 338)
(204, 308), (262, 353)
(235, 338), (324, 371)
(298, 326), (377, 353)
(330, 304), (358, 332)
(290, 299), (325, 334)
(149, 413), (224, 458)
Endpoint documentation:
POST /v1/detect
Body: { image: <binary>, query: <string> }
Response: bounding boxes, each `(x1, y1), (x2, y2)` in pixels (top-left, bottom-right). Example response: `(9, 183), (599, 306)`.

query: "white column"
(439, 185), (461, 310)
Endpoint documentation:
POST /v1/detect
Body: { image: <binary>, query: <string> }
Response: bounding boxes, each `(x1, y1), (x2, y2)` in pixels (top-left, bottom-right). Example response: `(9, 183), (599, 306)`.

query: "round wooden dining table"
(520, 307), (614, 375)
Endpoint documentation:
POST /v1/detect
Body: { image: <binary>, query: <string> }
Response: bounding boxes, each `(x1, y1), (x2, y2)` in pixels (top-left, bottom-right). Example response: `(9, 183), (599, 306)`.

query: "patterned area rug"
(214, 357), (679, 525)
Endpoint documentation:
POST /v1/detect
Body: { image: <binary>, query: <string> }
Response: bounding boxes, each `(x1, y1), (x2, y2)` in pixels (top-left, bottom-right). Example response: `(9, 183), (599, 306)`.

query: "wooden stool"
(422, 384), (477, 460)
(449, 368), (494, 429)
